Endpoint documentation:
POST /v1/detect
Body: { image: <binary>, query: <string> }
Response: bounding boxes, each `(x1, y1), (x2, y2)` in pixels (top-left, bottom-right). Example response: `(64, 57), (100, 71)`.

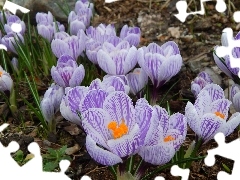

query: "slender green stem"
(185, 138), (202, 168)
(133, 159), (143, 177)
(159, 79), (180, 106)
(109, 165), (117, 179)
(127, 156), (134, 174)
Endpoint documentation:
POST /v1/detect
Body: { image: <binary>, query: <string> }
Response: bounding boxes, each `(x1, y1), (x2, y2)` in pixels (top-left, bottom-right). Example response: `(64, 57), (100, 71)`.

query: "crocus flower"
(138, 41), (182, 88)
(0, 65), (13, 92)
(120, 25), (141, 47)
(230, 84), (240, 112)
(51, 55), (85, 87)
(60, 86), (89, 125)
(137, 98), (187, 165)
(97, 36), (138, 75)
(126, 68), (148, 96)
(40, 83), (64, 123)
(51, 29), (86, 60)
(4, 15), (26, 35)
(185, 84), (240, 143)
(191, 71), (213, 98)
(52, 21), (65, 33)
(37, 21), (54, 42)
(0, 11), (11, 24)
(75, 0), (94, 12)
(1, 32), (24, 54)
(81, 91), (145, 165)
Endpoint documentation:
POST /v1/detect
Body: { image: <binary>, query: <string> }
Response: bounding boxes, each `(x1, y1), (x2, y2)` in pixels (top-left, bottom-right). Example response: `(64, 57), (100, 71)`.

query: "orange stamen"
(108, 119), (128, 139)
(0, 71), (3, 77)
(215, 112), (225, 119)
(164, 135), (175, 142)
(133, 70), (141, 74)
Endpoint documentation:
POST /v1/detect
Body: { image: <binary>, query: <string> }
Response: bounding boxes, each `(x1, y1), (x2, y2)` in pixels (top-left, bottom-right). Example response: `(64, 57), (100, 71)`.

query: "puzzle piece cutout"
(204, 132), (240, 180)
(215, 27), (240, 77)
(174, 0), (229, 22)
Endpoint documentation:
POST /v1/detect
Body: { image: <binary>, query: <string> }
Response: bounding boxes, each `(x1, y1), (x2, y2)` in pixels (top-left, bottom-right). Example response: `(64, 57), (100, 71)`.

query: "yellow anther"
(108, 119), (128, 139)
(0, 71), (3, 77)
(215, 112), (225, 119)
(164, 135), (175, 142)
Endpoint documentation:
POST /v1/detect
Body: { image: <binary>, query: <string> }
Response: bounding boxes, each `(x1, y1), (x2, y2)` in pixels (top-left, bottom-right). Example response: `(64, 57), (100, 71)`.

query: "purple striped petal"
(107, 124), (141, 157)
(123, 46), (138, 74)
(82, 108), (112, 147)
(89, 78), (104, 90)
(103, 91), (135, 131)
(161, 41), (180, 57)
(169, 113), (187, 138)
(145, 43), (163, 54)
(51, 39), (69, 58)
(69, 65), (85, 87)
(201, 84), (225, 102)
(153, 106), (169, 133)
(97, 49), (116, 74)
(194, 89), (211, 117)
(70, 20), (86, 35)
(185, 102), (201, 136)
(158, 55), (182, 87)
(86, 135), (122, 166)
(138, 143), (175, 165)
(210, 99), (231, 120)
(81, 89), (108, 112)
(135, 98), (157, 145)
(200, 113), (224, 143)
(67, 86), (89, 114)
(224, 112), (240, 136)
(102, 76), (126, 92)
(126, 68), (148, 95)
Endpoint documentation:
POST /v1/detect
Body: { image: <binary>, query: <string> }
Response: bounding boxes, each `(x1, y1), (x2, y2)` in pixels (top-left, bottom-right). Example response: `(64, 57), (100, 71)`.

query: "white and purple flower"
(185, 84), (240, 143)
(51, 55), (85, 88)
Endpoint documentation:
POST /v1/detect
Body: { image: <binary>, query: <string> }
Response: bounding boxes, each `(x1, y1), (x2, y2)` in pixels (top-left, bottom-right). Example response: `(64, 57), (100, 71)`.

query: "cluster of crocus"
(185, 84), (240, 144)
(36, 11), (65, 42)
(80, 91), (187, 167)
(0, 11), (25, 54)
(191, 71), (213, 98)
(68, 0), (93, 35)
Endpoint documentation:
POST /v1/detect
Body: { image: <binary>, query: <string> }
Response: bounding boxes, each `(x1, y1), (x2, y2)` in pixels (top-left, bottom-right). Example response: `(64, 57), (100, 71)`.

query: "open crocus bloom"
(81, 91), (149, 166)
(191, 71), (213, 98)
(230, 84), (240, 112)
(185, 84), (240, 143)
(137, 99), (187, 165)
(138, 41), (182, 88)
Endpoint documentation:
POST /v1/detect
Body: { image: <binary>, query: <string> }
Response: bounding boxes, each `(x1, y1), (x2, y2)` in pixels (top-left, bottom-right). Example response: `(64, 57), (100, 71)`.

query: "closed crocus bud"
(51, 29), (86, 60)
(126, 68), (148, 95)
(37, 22), (54, 42)
(40, 83), (64, 123)
(138, 42), (182, 89)
(51, 55), (85, 87)
(191, 71), (213, 98)
(120, 25), (141, 47)
(11, 57), (18, 72)
(4, 15), (26, 35)
(0, 66), (13, 92)
(36, 11), (53, 24)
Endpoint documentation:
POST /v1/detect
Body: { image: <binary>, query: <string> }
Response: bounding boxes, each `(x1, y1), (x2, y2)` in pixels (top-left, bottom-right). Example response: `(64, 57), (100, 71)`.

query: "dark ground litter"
(1, 0), (240, 179)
